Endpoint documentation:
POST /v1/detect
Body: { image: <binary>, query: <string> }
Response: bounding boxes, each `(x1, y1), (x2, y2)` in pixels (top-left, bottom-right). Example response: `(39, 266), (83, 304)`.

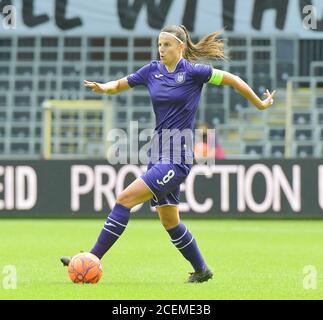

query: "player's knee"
(160, 217), (180, 230)
(161, 221), (172, 230)
(116, 192), (134, 209)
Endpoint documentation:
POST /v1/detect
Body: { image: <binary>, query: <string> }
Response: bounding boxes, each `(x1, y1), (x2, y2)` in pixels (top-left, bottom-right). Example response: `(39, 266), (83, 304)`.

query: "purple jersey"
(127, 58), (212, 164)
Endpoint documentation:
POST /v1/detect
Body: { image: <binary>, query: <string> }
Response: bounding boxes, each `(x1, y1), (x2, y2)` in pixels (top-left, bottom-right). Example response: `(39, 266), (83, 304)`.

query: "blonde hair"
(160, 25), (226, 62)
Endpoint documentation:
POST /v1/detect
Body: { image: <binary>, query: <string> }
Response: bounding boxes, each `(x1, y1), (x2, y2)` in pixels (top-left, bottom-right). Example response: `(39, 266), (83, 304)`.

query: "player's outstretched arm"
(83, 77), (130, 94)
(210, 69), (275, 110)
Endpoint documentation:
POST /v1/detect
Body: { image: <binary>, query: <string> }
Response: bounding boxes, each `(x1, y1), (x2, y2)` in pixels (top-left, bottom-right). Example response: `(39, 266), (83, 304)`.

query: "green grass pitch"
(0, 218), (322, 300)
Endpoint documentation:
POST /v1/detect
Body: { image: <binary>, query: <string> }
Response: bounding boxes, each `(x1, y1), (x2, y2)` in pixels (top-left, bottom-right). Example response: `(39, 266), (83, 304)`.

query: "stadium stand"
(0, 34), (322, 159)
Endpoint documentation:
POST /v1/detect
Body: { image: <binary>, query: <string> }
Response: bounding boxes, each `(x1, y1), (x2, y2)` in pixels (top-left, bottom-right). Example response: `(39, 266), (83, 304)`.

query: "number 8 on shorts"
(157, 170), (175, 186)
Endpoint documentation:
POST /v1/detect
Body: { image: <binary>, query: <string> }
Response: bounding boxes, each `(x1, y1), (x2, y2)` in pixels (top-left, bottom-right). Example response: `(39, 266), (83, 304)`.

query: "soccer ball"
(68, 252), (103, 284)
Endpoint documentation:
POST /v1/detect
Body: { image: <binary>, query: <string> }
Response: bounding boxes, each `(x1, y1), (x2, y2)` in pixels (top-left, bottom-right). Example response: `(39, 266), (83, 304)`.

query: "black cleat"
(187, 266), (214, 283)
(60, 256), (71, 267)
(60, 251), (85, 266)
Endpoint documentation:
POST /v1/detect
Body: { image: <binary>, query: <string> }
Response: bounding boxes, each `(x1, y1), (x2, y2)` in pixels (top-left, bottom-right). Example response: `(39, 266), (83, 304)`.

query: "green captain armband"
(208, 68), (224, 85)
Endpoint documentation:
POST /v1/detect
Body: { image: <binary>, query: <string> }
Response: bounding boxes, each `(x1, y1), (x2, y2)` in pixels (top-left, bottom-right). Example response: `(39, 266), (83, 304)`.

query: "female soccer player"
(61, 25), (275, 283)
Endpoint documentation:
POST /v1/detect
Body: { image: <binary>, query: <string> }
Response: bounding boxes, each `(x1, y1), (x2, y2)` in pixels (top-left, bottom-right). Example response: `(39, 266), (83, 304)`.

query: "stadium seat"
(13, 111), (30, 122)
(0, 38), (11, 46)
(0, 96), (6, 106)
(276, 63), (294, 86)
(64, 37), (82, 47)
(18, 37), (35, 47)
(11, 128), (29, 138)
(115, 96), (127, 106)
(229, 66), (246, 78)
(35, 127), (42, 138)
(16, 66), (33, 76)
(133, 96), (150, 106)
(0, 50), (11, 61)
(253, 63), (270, 77)
(0, 66), (9, 75)
(230, 89), (248, 113)
(316, 97), (323, 108)
(253, 76), (272, 96)
(133, 112), (151, 124)
(269, 128), (285, 141)
(40, 51), (58, 62)
(86, 66), (105, 77)
(62, 81), (80, 90)
(0, 81), (9, 90)
(230, 50), (247, 61)
(109, 66), (127, 78)
(206, 86), (224, 104)
(293, 113), (312, 125)
(38, 80), (57, 91)
(227, 37), (247, 46)
(16, 81), (33, 91)
(271, 145), (285, 157)
(297, 145), (314, 157)
(295, 129), (313, 141)
(116, 112), (127, 123)
(63, 66), (80, 76)
(14, 95), (31, 107)
(39, 66), (57, 76)
(318, 113), (323, 124)
(205, 108), (225, 126)
(41, 37), (58, 47)
(245, 145), (264, 156)
(11, 143), (29, 154)
(0, 111), (5, 121)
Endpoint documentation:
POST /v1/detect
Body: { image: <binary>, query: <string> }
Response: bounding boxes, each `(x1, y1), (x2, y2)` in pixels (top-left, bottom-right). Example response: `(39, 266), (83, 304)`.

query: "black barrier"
(0, 160), (322, 217)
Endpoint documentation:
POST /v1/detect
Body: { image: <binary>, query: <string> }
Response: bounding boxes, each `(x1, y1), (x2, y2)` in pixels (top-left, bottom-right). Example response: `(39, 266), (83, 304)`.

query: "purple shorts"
(140, 161), (192, 207)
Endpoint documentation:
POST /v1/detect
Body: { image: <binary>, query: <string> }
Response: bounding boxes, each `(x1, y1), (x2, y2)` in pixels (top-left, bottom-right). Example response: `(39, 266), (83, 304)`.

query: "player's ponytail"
(160, 25), (226, 62)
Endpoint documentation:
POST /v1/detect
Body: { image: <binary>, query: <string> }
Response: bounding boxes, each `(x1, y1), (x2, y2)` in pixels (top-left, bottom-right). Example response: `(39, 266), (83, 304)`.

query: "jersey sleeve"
(127, 63), (151, 88)
(191, 63), (213, 84)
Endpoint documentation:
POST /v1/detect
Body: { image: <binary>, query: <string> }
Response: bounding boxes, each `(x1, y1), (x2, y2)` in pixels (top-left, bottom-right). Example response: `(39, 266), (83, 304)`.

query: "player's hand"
(83, 80), (108, 94)
(258, 89), (276, 110)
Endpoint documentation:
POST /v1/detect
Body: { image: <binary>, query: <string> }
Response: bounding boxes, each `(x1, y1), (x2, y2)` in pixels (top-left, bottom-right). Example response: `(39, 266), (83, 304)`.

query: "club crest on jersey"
(175, 72), (186, 84)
